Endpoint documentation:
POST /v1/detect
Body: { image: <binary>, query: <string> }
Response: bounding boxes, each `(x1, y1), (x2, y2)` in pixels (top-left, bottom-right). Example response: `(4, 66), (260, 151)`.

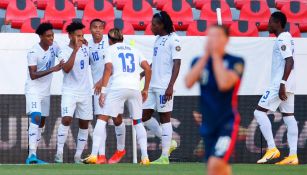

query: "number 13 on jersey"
(118, 53), (135, 73)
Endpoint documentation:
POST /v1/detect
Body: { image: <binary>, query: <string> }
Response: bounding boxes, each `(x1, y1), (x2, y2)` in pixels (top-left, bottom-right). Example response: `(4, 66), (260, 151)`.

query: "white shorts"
(258, 89), (294, 113)
(142, 88), (174, 113)
(26, 94), (50, 116)
(61, 94), (93, 120)
(93, 94), (104, 115)
(102, 89), (142, 120)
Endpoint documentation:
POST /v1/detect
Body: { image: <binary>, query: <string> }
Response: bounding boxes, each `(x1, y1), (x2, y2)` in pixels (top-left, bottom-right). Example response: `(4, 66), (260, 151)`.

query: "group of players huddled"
(25, 9), (298, 175)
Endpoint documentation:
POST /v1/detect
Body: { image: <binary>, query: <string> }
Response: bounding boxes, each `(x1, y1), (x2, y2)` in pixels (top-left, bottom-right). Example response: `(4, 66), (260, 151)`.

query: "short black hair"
(153, 11), (174, 34)
(271, 11), (287, 29)
(66, 21), (85, 34)
(108, 28), (124, 43)
(35, 22), (53, 35)
(210, 24), (230, 37)
(90, 18), (105, 28)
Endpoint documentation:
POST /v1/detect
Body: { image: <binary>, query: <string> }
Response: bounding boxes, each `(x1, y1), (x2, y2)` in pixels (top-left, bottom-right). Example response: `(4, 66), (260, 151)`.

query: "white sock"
(161, 122), (173, 157)
(56, 124), (69, 155)
(115, 123), (126, 151)
(134, 123), (148, 159)
(36, 128), (42, 147)
(92, 120), (107, 156)
(254, 110), (276, 149)
(283, 116), (298, 156)
(28, 123), (39, 157)
(143, 117), (162, 138)
(75, 128), (89, 158)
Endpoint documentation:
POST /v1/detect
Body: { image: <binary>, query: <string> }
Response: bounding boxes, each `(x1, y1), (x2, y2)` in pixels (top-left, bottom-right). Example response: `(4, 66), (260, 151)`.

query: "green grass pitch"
(0, 163), (306, 175)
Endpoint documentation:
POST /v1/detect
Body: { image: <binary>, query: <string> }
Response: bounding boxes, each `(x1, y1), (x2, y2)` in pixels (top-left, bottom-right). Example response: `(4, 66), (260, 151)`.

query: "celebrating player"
(254, 12), (298, 165)
(185, 25), (244, 175)
(93, 28), (151, 165)
(83, 19), (126, 164)
(142, 11), (181, 164)
(25, 23), (63, 164)
(54, 22), (92, 163)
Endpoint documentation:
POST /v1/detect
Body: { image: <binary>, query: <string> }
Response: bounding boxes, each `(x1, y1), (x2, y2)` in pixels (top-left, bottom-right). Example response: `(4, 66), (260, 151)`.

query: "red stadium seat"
(186, 20), (214, 36)
(122, 0), (153, 30)
(162, 0), (193, 30)
(144, 24), (153, 35)
(113, 0), (126, 10)
(104, 18), (135, 35)
(0, 0), (10, 9)
(32, 0), (48, 10)
(20, 17), (41, 33)
(239, 0), (271, 31)
(269, 23), (301, 37)
(199, 0), (232, 26)
(5, 0), (37, 29)
(82, 0), (115, 24)
(229, 20), (259, 37)
(72, 0), (88, 10)
(153, 0), (165, 10)
(62, 18), (91, 34)
(275, 0), (307, 9)
(43, 0), (76, 29)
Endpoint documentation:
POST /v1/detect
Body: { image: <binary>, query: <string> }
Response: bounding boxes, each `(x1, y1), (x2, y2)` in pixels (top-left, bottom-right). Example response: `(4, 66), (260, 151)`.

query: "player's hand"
(164, 85), (173, 101)
(52, 60), (64, 72)
(74, 36), (83, 50)
(279, 84), (287, 101)
(141, 90), (148, 102)
(82, 38), (88, 46)
(93, 80), (102, 96)
(99, 93), (106, 107)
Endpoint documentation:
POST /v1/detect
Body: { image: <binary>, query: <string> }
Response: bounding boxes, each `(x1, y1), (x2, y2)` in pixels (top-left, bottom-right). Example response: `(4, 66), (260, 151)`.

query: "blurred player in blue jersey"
(186, 25), (244, 175)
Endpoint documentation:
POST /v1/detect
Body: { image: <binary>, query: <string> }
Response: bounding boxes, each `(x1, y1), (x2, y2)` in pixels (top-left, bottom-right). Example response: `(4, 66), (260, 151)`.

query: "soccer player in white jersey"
(142, 11), (181, 164)
(54, 22), (92, 163)
(88, 28), (151, 165)
(25, 23), (63, 164)
(85, 19), (126, 164)
(255, 12), (298, 165)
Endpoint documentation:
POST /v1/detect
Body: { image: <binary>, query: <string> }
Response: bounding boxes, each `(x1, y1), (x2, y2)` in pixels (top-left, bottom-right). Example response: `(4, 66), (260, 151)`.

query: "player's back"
(105, 42), (144, 91)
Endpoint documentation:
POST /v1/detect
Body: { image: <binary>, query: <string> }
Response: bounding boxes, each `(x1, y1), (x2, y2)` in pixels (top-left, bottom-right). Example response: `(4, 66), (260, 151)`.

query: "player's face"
(207, 27), (228, 52)
(40, 29), (54, 46)
(268, 17), (278, 34)
(151, 17), (163, 35)
(69, 29), (84, 45)
(90, 21), (104, 40)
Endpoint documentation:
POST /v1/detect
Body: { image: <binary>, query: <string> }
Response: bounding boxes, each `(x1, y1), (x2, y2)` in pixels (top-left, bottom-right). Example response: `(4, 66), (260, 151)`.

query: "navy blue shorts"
(202, 115), (240, 162)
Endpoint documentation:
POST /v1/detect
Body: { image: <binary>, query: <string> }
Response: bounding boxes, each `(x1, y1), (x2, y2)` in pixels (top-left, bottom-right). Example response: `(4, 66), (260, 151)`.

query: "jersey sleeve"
(57, 47), (70, 63)
(170, 35), (182, 60)
(52, 41), (60, 57)
(104, 48), (112, 64)
(230, 58), (244, 78)
(137, 50), (147, 66)
(277, 36), (293, 59)
(27, 50), (37, 66)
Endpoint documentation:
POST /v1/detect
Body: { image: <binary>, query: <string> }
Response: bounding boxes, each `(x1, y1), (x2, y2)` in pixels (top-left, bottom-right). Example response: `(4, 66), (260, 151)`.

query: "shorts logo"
(214, 136), (231, 156)
(175, 46), (181, 52)
(62, 107), (68, 114)
(281, 45), (286, 51)
(31, 102), (37, 109)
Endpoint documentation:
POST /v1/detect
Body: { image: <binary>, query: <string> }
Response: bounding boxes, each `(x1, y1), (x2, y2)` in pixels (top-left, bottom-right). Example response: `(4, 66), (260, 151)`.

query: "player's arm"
(185, 54), (209, 88)
(62, 37), (82, 73)
(97, 62), (112, 107)
(212, 56), (243, 92)
(28, 61), (63, 80)
(140, 63), (151, 79)
(140, 60), (152, 102)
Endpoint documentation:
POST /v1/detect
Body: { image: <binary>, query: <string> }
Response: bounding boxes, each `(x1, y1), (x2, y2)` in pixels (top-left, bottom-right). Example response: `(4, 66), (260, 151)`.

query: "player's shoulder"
(169, 32), (180, 42)
(28, 43), (40, 55)
(278, 32), (293, 41)
(88, 39), (95, 47)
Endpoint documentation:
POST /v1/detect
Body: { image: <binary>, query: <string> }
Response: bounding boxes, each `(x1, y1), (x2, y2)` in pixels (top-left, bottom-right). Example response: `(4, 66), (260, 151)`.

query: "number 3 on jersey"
(118, 53), (135, 73)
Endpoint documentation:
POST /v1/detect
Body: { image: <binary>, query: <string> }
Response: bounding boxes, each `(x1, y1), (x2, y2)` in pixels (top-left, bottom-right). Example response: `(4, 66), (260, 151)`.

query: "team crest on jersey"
(281, 45), (286, 51)
(175, 46), (181, 52)
(234, 63), (244, 75)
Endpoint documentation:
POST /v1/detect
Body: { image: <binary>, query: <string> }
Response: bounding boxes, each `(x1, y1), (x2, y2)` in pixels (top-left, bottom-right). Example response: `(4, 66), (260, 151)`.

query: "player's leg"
(128, 90), (149, 165)
(108, 114), (126, 164)
(142, 91), (161, 138)
(276, 93), (298, 165)
(208, 157), (232, 175)
(74, 96), (93, 163)
(254, 90), (281, 163)
(55, 95), (75, 163)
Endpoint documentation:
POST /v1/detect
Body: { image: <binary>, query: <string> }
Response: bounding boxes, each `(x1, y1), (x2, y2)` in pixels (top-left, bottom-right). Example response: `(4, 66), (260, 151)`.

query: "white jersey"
(104, 42), (147, 91)
(150, 32), (182, 89)
(25, 43), (60, 96)
(59, 44), (91, 96)
(270, 32), (295, 93)
(89, 37), (109, 83)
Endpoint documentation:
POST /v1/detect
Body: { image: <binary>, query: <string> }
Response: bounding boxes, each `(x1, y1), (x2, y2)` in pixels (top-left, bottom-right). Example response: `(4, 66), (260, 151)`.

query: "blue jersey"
(192, 54), (244, 135)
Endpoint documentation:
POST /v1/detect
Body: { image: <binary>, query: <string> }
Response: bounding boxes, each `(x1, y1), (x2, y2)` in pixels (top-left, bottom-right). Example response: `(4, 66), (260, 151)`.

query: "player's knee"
(142, 109), (154, 122)
(78, 119), (90, 129)
(253, 110), (264, 120)
(113, 116), (123, 126)
(208, 157), (228, 175)
(30, 112), (42, 125)
(61, 117), (72, 126)
(159, 112), (171, 124)
(39, 117), (46, 128)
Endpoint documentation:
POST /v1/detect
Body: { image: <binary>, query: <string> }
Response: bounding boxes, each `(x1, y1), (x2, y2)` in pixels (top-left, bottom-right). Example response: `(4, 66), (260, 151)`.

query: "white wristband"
(101, 87), (106, 93)
(280, 80), (286, 84)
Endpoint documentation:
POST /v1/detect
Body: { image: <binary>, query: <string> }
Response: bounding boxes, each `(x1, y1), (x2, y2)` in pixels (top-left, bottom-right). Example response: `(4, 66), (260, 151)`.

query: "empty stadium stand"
(82, 0), (115, 24)
(229, 20), (259, 37)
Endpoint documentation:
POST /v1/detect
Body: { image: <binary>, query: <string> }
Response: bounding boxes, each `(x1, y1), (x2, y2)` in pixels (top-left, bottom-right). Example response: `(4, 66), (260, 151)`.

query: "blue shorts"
(202, 115), (240, 162)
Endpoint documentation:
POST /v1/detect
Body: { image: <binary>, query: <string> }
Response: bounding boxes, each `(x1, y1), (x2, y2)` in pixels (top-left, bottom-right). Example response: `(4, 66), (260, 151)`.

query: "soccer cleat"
(108, 150), (126, 164)
(96, 155), (107, 164)
(151, 156), (169, 165)
(54, 153), (63, 163)
(140, 157), (150, 165)
(35, 157), (48, 164)
(74, 155), (83, 164)
(257, 147), (280, 164)
(169, 140), (178, 156)
(275, 154), (299, 165)
(26, 154), (38, 164)
(82, 155), (97, 164)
